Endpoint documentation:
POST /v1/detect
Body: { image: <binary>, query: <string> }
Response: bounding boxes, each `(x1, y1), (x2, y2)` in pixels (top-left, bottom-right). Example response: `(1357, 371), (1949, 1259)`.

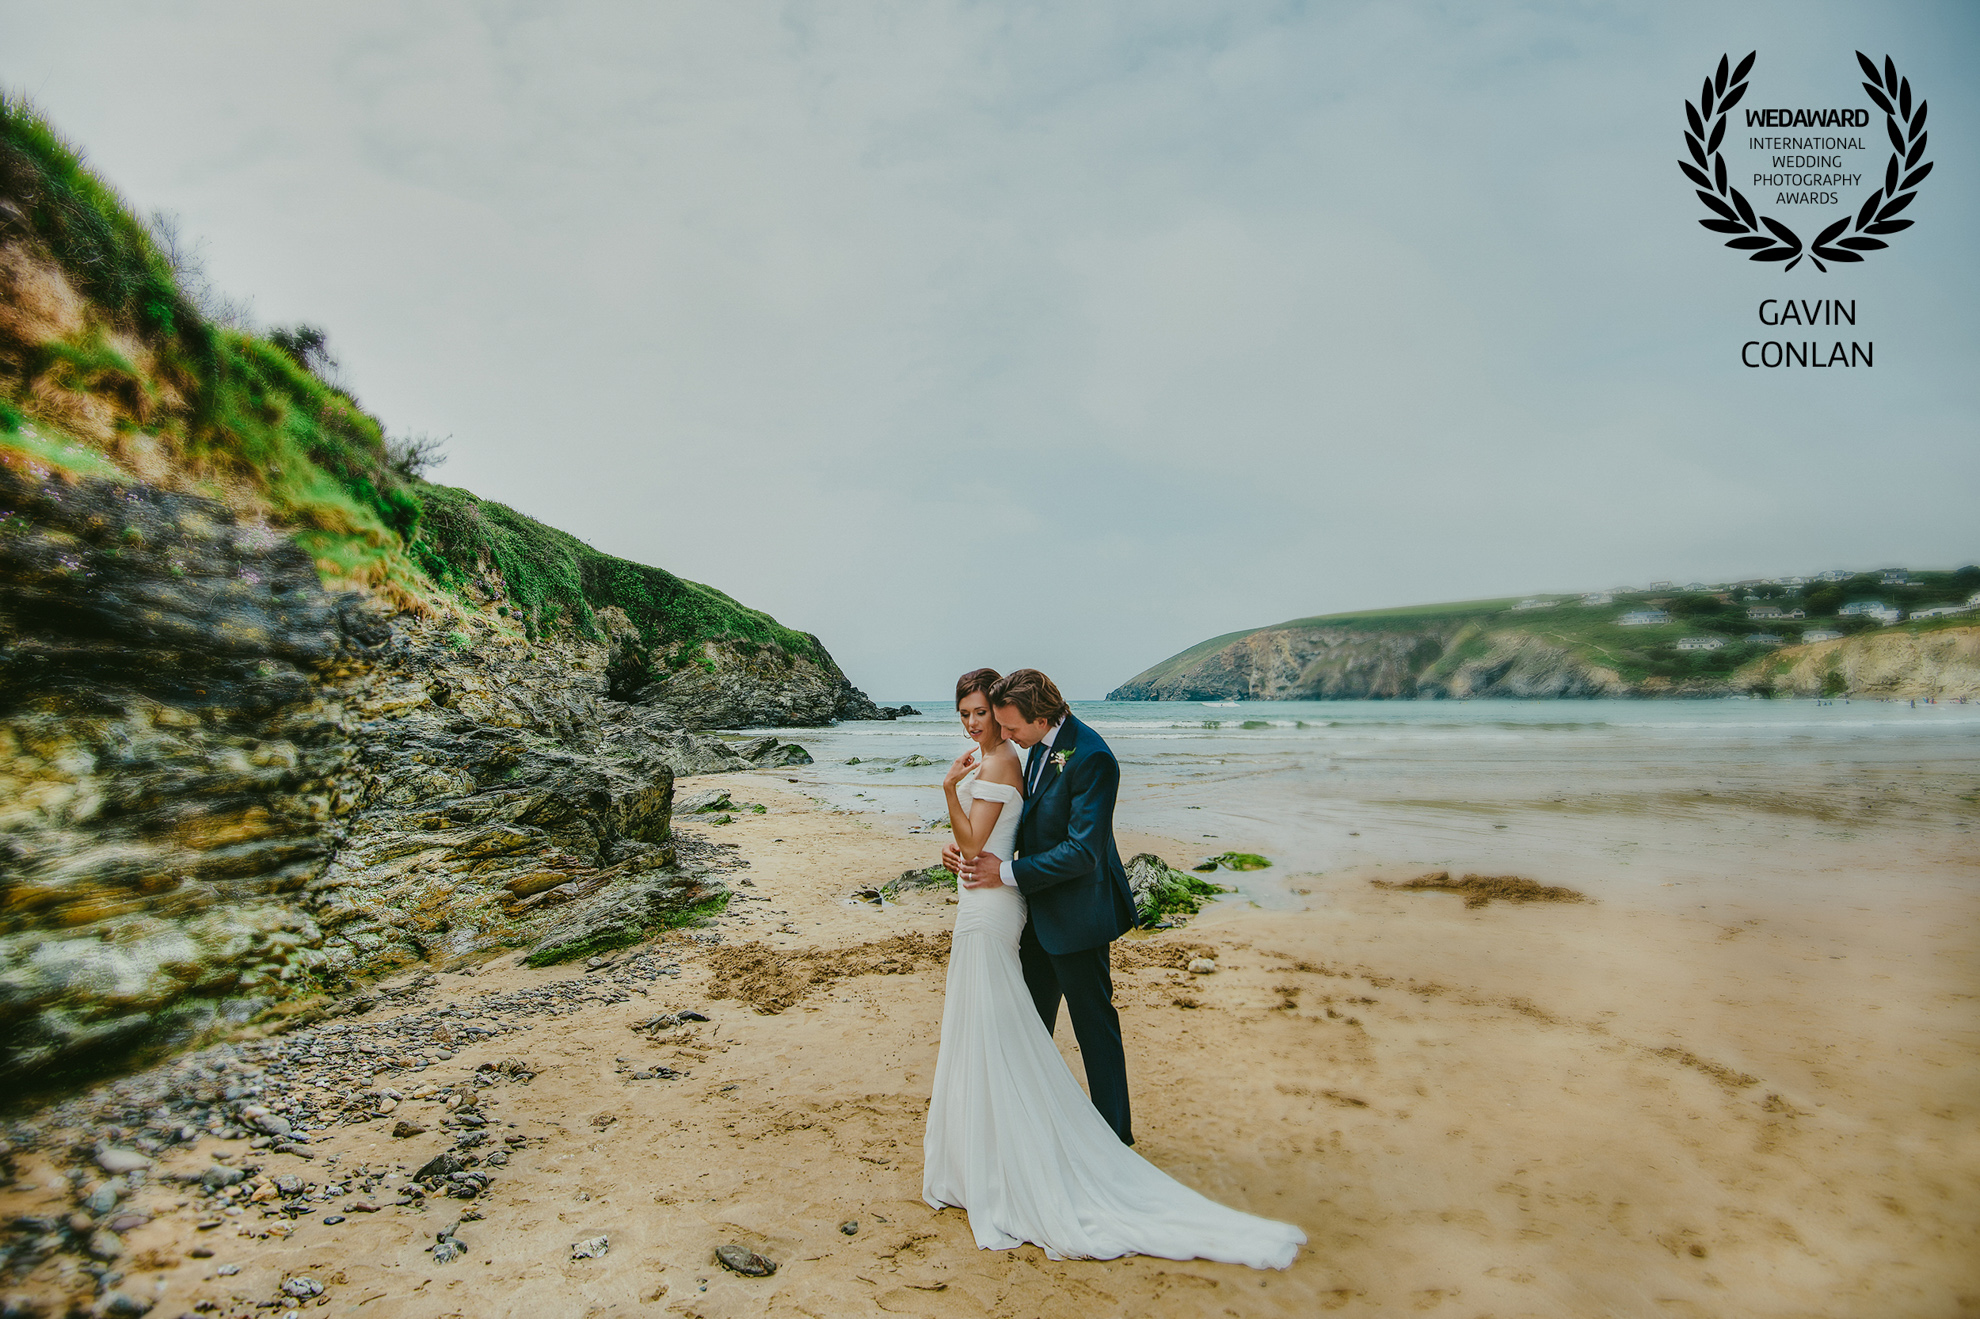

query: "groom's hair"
(955, 668), (1001, 706)
(988, 669), (1070, 725)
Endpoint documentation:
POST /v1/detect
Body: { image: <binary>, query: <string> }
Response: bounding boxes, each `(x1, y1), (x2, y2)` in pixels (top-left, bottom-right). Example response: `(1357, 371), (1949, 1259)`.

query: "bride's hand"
(942, 748), (978, 788)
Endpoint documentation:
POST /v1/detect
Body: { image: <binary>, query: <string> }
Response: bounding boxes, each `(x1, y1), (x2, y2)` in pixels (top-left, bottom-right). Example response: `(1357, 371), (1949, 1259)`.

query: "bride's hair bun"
(956, 668), (1002, 706)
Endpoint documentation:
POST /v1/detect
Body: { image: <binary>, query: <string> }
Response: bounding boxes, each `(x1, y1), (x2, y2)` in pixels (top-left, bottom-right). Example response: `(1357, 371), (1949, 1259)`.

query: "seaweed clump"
(1373, 872), (1588, 909)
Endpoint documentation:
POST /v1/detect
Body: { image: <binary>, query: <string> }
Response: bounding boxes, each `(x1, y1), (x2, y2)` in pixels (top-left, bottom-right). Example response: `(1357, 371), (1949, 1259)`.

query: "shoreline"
(2, 776), (1974, 1318)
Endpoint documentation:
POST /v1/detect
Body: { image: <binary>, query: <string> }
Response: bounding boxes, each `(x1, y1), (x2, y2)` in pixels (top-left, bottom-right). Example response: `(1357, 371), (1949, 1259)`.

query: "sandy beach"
(4, 771), (1976, 1319)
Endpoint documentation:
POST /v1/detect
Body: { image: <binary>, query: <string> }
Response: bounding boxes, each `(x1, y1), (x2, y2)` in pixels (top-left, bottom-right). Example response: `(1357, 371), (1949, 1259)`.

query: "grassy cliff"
(0, 95), (827, 669)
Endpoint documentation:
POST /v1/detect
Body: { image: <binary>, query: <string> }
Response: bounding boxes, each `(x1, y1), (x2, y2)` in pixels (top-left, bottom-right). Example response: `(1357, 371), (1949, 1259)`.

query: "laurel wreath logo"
(1683, 51), (1933, 273)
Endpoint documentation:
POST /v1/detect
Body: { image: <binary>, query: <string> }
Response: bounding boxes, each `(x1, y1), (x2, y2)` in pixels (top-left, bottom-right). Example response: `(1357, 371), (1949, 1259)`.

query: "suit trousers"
(1018, 922), (1134, 1146)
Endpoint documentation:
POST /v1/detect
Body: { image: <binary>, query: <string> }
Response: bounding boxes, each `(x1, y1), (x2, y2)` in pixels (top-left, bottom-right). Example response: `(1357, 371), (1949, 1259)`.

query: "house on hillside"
(1801, 629), (1843, 643)
(1648, 580), (1674, 590)
(1815, 569), (1852, 582)
(1619, 609), (1671, 626)
(1968, 590), (1980, 606)
(1685, 582), (1711, 592)
(1675, 636), (1726, 651)
(1778, 575), (1809, 587)
(1581, 591), (1614, 606)
(1880, 569), (1911, 585)
(1747, 605), (1784, 620)
(1513, 598), (1557, 611)
(1910, 604), (1974, 620)
(1840, 601), (1903, 625)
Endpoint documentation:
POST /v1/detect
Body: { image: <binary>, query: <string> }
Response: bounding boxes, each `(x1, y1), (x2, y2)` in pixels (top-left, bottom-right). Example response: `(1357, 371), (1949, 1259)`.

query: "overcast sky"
(5, 2), (1975, 697)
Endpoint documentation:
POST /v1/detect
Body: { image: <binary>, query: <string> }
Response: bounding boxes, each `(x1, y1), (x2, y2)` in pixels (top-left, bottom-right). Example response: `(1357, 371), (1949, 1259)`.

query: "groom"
(946, 669), (1139, 1146)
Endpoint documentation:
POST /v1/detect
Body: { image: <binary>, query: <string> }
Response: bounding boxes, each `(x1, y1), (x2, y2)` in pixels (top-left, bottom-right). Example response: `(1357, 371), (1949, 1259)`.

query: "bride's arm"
(956, 797), (1005, 860)
(941, 749), (978, 842)
(956, 752), (1022, 860)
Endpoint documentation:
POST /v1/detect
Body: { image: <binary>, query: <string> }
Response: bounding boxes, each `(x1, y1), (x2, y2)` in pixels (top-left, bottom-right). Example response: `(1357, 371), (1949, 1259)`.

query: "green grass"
(0, 425), (128, 479)
(409, 483), (826, 657)
(1270, 597), (1527, 630)
(0, 92), (198, 340)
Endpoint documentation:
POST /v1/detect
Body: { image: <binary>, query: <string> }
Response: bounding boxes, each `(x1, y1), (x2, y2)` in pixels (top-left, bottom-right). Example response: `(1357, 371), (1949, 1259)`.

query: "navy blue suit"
(1010, 715), (1138, 1144)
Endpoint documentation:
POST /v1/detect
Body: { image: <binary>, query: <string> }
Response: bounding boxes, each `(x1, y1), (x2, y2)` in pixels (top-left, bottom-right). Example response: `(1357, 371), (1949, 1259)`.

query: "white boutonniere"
(1050, 749), (1072, 772)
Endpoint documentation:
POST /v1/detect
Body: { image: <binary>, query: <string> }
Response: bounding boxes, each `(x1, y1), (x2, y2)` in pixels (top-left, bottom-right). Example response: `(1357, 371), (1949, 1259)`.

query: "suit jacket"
(1010, 715), (1138, 955)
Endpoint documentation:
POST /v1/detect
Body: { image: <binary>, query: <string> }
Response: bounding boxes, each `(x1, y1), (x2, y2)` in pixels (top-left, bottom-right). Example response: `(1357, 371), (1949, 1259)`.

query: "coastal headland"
(1109, 587), (1980, 702)
(2, 778), (1972, 1318)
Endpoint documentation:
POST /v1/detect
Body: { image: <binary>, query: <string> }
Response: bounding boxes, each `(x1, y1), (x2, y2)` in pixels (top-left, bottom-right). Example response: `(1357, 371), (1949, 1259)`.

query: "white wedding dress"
(921, 769), (1306, 1269)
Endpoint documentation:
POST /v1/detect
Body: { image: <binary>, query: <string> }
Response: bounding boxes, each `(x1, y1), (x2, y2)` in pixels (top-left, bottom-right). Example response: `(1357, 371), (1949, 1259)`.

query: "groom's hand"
(961, 852), (1006, 889)
(940, 842), (963, 875)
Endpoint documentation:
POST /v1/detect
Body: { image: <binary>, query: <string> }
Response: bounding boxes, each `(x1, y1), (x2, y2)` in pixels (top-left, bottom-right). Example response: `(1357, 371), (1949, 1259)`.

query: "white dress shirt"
(999, 718), (1065, 884)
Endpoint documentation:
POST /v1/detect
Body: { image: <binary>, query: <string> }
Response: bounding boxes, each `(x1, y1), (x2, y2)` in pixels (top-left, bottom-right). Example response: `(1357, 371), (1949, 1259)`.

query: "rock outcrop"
(0, 467), (810, 1083)
(1110, 625), (1464, 700)
(1744, 627), (1980, 699)
(1414, 633), (1629, 699)
(628, 640), (893, 727)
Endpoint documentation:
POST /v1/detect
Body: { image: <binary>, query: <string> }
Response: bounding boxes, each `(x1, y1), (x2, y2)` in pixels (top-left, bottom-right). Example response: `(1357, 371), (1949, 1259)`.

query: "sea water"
(739, 699), (1980, 912)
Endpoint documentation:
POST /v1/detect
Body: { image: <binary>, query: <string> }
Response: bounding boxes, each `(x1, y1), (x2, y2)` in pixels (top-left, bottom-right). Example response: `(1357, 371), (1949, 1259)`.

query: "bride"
(921, 667), (1306, 1269)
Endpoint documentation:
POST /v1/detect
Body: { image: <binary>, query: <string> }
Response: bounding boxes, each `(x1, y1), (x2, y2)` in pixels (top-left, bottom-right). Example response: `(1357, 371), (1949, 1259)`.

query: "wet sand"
(3, 773), (1976, 1318)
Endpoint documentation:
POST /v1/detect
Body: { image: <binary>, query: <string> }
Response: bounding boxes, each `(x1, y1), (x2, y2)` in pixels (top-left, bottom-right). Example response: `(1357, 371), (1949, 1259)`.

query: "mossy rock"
(1125, 853), (1230, 926)
(523, 881), (728, 967)
(1194, 851), (1270, 872)
(884, 864), (955, 897)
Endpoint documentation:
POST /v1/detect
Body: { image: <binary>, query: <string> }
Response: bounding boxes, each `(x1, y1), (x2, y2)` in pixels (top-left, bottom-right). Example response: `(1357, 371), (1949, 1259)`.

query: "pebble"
(714, 1243), (777, 1277)
(570, 1235), (610, 1260)
(322, 1215), (346, 1225)
(216, 1264), (240, 1276)
(280, 1276), (324, 1299)
(94, 1148), (154, 1175)
(1187, 958), (1218, 975)
(93, 1292), (152, 1317)
(838, 1220), (859, 1235)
